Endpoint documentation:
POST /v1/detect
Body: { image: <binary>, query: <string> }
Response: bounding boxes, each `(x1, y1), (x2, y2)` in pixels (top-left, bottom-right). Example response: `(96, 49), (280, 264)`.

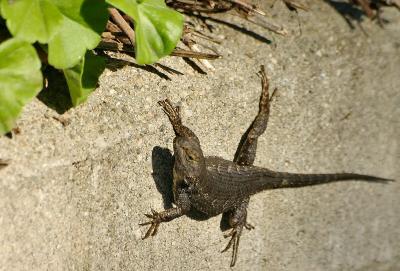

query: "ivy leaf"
(48, 0), (109, 69)
(0, 38), (43, 134)
(106, 0), (184, 64)
(1, 0), (108, 69)
(63, 51), (105, 106)
(0, 0), (63, 43)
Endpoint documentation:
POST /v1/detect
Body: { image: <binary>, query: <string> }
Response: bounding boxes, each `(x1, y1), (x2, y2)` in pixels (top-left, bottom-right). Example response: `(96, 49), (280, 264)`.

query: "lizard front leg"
(140, 190), (191, 239)
(221, 65), (274, 266)
(233, 65), (275, 166)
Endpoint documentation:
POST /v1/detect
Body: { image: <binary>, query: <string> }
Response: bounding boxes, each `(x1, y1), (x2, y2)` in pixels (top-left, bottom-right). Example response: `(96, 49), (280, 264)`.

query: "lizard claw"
(244, 222), (255, 230)
(221, 221), (253, 266)
(221, 227), (242, 267)
(223, 230), (235, 239)
(139, 209), (162, 239)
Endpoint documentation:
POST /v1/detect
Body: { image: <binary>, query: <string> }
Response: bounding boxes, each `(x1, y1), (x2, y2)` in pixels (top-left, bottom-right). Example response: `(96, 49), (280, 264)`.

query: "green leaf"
(47, 0), (109, 69)
(1, 0), (108, 69)
(106, 0), (184, 64)
(0, 38), (43, 134)
(0, 0), (63, 43)
(63, 51), (105, 106)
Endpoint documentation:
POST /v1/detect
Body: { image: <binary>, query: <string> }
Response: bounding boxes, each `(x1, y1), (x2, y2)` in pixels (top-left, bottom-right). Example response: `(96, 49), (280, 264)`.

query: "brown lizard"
(140, 66), (392, 266)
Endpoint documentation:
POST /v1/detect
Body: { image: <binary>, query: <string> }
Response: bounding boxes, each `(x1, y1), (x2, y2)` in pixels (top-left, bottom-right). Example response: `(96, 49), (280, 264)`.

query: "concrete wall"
(1, 2), (399, 270)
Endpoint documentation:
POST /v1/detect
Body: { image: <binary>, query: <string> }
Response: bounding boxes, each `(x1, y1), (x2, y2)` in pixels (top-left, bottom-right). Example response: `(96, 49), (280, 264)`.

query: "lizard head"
(173, 136), (206, 181)
(158, 99), (206, 183)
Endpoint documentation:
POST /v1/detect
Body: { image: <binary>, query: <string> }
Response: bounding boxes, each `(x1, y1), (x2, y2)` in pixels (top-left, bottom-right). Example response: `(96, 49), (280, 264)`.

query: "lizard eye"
(187, 153), (196, 161)
(181, 146), (197, 161)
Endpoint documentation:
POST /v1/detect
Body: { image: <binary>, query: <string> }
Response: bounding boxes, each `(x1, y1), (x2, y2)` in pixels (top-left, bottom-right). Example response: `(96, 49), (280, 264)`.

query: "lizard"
(139, 65), (393, 267)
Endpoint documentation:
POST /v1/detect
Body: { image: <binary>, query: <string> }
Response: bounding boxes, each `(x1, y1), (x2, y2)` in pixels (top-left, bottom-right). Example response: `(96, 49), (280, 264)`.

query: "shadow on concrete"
(189, 13), (272, 45)
(37, 67), (73, 114)
(151, 146), (175, 209)
(182, 57), (208, 74)
(104, 57), (182, 81)
(40, 58), (172, 114)
(324, 0), (366, 29)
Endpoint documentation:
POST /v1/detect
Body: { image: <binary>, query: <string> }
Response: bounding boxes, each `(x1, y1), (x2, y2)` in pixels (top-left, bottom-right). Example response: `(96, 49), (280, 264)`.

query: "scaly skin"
(139, 66), (392, 267)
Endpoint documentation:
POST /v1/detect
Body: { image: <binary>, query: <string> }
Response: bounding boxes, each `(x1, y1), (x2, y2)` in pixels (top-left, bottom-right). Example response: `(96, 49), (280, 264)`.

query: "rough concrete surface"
(1, 2), (399, 271)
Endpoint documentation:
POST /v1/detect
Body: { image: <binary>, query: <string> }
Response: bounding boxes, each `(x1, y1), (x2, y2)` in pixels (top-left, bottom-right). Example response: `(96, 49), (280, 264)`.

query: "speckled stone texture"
(0, 2), (399, 271)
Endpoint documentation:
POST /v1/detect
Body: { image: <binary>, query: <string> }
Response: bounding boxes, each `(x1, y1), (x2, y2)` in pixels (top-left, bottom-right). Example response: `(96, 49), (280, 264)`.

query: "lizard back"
(190, 156), (392, 215)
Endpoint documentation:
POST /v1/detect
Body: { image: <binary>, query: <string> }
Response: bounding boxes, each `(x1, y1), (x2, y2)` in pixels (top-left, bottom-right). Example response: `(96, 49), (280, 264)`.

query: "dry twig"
(108, 8), (136, 46)
(169, 0), (288, 35)
(0, 159), (9, 170)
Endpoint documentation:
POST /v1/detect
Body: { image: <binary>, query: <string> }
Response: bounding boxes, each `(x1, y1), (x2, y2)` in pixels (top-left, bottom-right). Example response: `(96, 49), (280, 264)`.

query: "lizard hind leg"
(221, 223), (243, 267)
(221, 201), (253, 267)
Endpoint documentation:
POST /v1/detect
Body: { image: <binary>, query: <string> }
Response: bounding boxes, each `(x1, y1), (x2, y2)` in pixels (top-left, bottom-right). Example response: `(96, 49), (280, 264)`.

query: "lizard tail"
(261, 172), (394, 190)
